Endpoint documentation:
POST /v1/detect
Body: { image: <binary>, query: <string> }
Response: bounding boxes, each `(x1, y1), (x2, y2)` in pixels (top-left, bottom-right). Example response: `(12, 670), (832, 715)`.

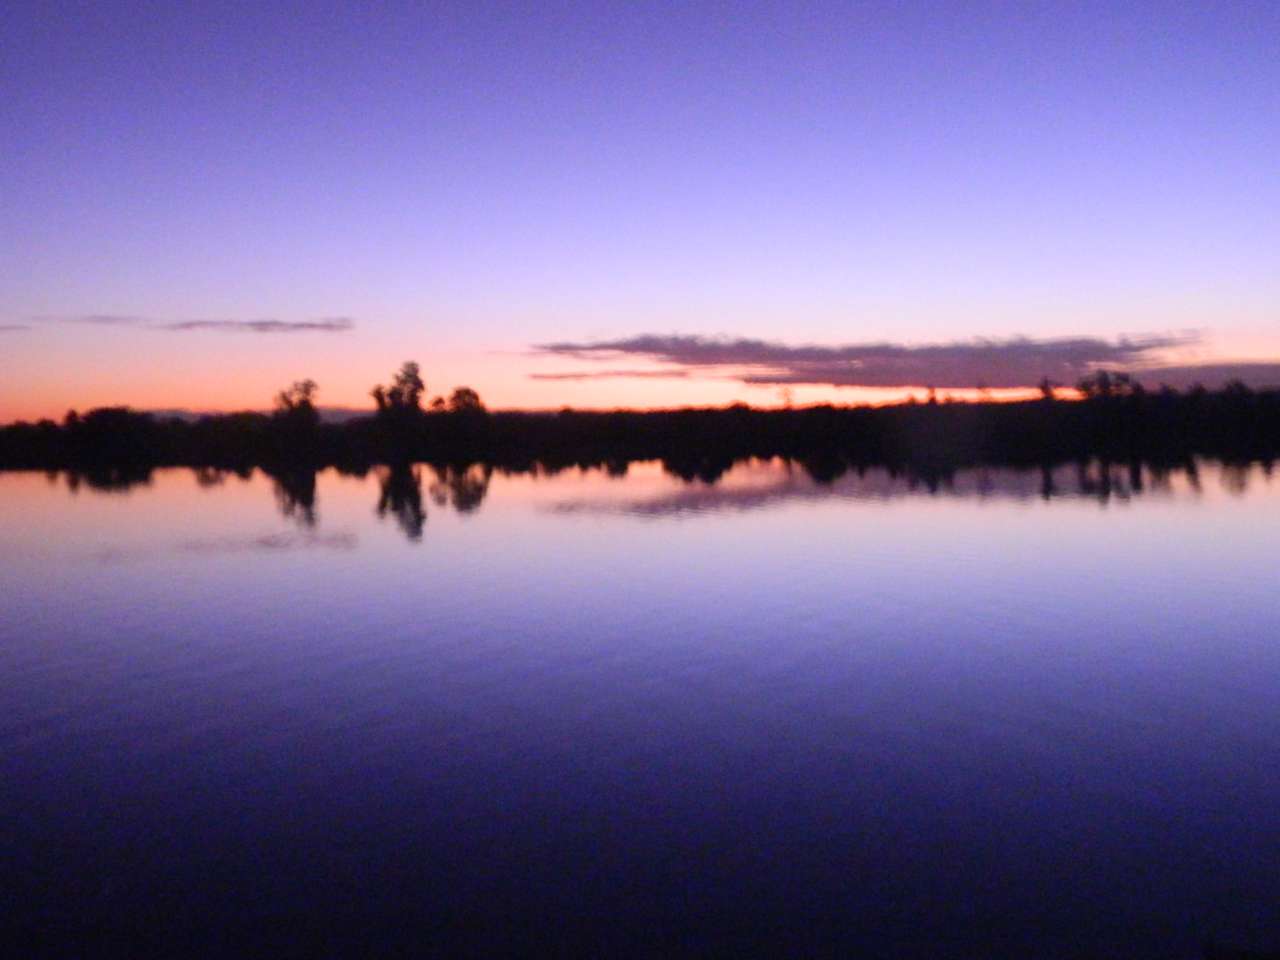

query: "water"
(2, 460), (1278, 957)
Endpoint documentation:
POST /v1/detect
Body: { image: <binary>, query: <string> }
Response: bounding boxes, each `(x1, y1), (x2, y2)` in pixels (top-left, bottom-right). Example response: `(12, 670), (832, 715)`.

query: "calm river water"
(2, 460), (1278, 957)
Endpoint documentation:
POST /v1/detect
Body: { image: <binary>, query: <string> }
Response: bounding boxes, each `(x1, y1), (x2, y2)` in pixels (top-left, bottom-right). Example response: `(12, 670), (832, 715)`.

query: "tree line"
(2, 361), (1279, 474)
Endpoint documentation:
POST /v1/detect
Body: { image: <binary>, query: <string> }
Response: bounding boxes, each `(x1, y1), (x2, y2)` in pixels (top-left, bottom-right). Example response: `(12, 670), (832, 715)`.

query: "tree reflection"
(193, 466), (225, 488)
(661, 454), (735, 484)
(797, 454), (847, 485)
(269, 468), (318, 527)
(1221, 463), (1251, 496)
(377, 464), (426, 541)
(1040, 464), (1056, 500)
(32, 456), (1268, 535)
(429, 464), (491, 514)
(63, 464), (154, 493)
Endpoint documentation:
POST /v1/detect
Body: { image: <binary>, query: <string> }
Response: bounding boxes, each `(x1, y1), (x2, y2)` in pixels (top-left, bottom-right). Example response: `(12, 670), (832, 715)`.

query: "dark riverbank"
(3, 386), (1278, 479)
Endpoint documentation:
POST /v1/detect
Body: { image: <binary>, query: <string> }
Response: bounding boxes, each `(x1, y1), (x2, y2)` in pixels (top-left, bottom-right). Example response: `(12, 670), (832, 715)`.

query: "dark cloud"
(535, 333), (1197, 389)
(0, 323), (29, 331)
(530, 369), (690, 381)
(163, 317), (355, 333)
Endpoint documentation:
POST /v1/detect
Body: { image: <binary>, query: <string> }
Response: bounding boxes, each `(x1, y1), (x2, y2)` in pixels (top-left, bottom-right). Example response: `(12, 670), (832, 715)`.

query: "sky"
(2, 0), (1278, 420)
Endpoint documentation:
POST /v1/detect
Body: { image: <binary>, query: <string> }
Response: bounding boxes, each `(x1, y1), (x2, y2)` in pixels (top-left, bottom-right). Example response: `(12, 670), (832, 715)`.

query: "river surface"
(2, 460), (1278, 957)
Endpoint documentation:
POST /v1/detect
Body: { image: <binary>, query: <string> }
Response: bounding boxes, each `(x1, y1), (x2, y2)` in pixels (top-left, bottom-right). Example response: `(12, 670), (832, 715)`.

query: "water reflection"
(29, 457), (1279, 534)
(179, 531), (358, 553)
(371, 464), (495, 540)
(553, 458), (1270, 518)
(3, 456), (1280, 959)
(376, 464), (427, 540)
(192, 466), (225, 488)
(268, 468), (318, 527)
(63, 463), (154, 493)
(429, 463), (492, 514)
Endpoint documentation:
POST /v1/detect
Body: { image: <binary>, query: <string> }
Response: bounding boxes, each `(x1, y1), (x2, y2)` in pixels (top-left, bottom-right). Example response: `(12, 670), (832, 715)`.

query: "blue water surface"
(2, 460), (1277, 957)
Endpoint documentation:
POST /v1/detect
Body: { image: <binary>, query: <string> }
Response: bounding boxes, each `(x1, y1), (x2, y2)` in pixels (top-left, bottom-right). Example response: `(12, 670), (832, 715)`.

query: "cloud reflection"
(546, 459), (1233, 517)
(179, 532), (358, 552)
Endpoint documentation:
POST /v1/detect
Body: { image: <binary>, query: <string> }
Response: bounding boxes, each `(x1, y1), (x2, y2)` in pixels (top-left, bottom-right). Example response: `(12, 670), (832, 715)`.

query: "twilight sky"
(2, 1), (1278, 420)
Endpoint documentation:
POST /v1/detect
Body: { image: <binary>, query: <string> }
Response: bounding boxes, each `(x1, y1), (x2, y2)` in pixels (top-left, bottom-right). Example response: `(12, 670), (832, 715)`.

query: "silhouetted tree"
(448, 387), (485, 413)
(1077, 370), (1113, 399)
(273, 379), (320, 438)
(276, 379), (317, 413)
(1078, 369), (1139, 400)
(369, 362), (428, 459)
(1223, 379), (1254, 399)
(371, 362), (425, 416)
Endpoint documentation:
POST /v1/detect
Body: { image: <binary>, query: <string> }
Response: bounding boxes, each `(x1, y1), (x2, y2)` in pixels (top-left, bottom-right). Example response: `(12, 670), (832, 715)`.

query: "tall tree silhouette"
(270, 378), (321, 461)
(371, 362), (425, 416)
(370, 362), (427, 459)
(275, 379), (319, 424)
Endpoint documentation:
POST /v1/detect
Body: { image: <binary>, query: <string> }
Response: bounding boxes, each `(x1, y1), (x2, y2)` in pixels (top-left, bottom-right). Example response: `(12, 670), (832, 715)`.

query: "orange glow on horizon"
(0, 324), (1276, 424)
(0, 381), (1067, 424)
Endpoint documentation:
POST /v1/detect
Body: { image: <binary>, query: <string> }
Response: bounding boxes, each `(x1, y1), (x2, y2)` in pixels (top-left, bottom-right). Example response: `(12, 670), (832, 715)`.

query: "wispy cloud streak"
(530, 369), (690, 381)
(535, 333), (1196, 389)
(34, 314), (355, 333)
(46, 314), (149, 326)
(163, 317), (355, 333)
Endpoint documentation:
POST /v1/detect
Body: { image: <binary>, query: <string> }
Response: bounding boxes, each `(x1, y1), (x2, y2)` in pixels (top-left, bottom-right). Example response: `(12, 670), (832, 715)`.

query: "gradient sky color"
(2, 1), (1278, 420)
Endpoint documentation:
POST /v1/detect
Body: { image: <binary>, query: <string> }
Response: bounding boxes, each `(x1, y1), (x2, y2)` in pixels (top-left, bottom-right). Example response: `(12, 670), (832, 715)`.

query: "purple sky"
(2, 1), (1278, 417)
